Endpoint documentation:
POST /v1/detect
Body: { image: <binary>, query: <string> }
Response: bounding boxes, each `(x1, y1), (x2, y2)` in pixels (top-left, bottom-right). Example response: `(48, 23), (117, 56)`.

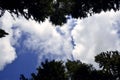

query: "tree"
(20, 74), (28, 80)
(66, 60), (95, 80)
(95, 51), (120, 80)
(0, 0), (120, 25)
(72, 63), (93, 80)
(66, 60), (82, 80)
(90, 70), (113, 80)
(20, 60), (95, 80)
(21, 60), (67, 80)
(0, 0), (120, 38)
(20, 54), (120, 80)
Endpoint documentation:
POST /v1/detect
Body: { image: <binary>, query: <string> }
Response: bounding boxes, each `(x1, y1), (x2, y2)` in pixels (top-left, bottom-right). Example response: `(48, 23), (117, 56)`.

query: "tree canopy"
(0, 0), (120, 25)
(95, 51), (120, 80)
(0, 0), (120, 38)
(20, 51), (120, 80)
(32, 60), (67, 80)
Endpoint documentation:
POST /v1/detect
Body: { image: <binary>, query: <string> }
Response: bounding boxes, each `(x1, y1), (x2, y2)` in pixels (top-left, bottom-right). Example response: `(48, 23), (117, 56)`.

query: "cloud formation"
(0, 12), (17, 70)
(72, 11), (120, 64)
(13, 18), (75, 63)
(0, 10), (120, 70)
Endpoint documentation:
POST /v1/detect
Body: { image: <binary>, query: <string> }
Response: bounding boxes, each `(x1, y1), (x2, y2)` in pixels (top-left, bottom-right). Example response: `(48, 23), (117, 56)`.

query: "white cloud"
(0, 38), (17, 70)
(72, 11), (120, 65)
(13, 18), (74, 63)
(0, 12), (17, 70)
(1, 10), (120, 70)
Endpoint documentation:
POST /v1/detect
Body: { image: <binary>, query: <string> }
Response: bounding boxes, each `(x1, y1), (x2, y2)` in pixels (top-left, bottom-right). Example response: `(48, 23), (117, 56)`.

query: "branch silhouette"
(0, 0), (120, 38)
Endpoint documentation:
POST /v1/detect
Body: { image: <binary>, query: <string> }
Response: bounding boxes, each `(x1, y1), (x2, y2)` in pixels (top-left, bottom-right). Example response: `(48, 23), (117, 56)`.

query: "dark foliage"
(28, 60), (67, 80)
(90, 70), (113, 80)
(20, 74), (28, 80)
(0, 0), (120, 38)
(95, 51), (120, 80)
(0, 0), (120, 24)
(0, 29), (8, 38)
(20, 51), (120, 80)
(67, 62), (94, 80)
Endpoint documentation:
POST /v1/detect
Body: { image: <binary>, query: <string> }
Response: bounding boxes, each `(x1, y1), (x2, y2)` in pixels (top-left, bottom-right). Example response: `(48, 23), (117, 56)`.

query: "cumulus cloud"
(0, 12), (17, 70)
(72, 11), (120, 64)
(13, 18), (75, 63)
(13, 11), (120, 65)
(1, 10), (120, 70)
(0, 38), (17, 70)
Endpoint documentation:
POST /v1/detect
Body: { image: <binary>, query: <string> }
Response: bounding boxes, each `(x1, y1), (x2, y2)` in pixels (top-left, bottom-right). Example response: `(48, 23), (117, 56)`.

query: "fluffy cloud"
(13, 18), (75, 63)
(1, 10), (120, 70)
(0, 12), (17, 70)
(72, 11), (120, 64)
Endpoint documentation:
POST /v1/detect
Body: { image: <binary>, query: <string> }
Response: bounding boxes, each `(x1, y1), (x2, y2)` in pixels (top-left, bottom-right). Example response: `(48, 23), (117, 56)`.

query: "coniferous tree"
(95, 51), (120, 80)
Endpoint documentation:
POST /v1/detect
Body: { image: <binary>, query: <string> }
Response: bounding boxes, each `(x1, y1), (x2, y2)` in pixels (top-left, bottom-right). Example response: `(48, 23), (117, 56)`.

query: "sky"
(0, 10), (120, 80)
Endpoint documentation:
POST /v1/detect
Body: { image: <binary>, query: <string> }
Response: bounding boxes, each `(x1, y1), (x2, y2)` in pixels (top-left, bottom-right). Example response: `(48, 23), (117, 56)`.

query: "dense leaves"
(0, 0), (120, 38)
(95, 51), (120, 80)
(0, 0), (120, 25)
(33, 60), (67, 80)
(65, 60), (93, 80)
(20, 51), (120, 80)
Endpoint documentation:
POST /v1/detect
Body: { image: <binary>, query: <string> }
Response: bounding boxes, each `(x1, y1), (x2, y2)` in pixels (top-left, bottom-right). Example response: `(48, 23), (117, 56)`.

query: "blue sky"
(0, 11), (120, 80)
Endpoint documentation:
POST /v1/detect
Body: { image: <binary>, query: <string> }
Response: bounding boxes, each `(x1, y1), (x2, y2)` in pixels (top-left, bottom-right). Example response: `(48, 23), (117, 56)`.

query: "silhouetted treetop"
(0, 0), (120, 25)
(0, 0), (120, 38)
(31, 60), (67, 80)
(95, 51), (120, 80)
(20, 51), (120, 80)
(0, 29), (8, 38)
(66, 60), (95, 80)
